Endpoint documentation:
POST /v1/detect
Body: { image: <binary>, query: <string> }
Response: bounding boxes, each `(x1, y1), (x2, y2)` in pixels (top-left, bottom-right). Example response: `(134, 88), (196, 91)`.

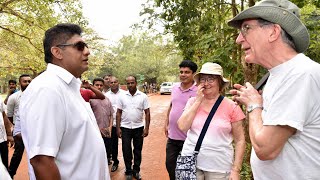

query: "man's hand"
(100, 128), (107, 137)
(229, 82), (262, 106)
(117, 128), (122, 138)
(81, 80), (91, 89)
(106, 127), (112, 138)
(142, 128), (149, 137)
(229, 170), (240, 180)
(7, 135), (14, 147)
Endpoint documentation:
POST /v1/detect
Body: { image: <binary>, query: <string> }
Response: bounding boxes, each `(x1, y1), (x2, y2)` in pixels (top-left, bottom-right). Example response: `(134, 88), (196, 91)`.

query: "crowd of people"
(0, 0), (320, 180)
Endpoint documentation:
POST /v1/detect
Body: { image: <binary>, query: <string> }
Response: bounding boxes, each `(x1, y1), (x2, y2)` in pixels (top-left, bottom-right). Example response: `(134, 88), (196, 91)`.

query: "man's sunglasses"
(56, 41), (89, 51)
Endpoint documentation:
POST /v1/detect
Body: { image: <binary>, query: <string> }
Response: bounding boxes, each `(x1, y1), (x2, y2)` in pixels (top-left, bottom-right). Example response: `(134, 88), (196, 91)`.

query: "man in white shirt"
(7, 74), (31, 178)
(20, 23), (110, 180)
(105, 76), (125, 172)
(116, 76), (150, 180)
(229, 0), (320, 179)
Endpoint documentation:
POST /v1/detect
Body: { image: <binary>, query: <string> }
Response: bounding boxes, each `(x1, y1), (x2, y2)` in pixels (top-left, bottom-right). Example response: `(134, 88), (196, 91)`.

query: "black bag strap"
(194, 95), (224, 154)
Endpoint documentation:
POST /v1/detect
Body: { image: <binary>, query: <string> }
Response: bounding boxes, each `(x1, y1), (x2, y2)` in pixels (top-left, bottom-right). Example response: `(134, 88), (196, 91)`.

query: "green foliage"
(107, 31), (183, 84)
(0, 0), (108, 88)
(301, 4), (320, 63)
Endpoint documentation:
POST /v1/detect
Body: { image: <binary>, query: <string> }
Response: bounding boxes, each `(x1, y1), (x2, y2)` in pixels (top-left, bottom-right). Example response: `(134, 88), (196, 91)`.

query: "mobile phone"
(255, 72), (269, 91)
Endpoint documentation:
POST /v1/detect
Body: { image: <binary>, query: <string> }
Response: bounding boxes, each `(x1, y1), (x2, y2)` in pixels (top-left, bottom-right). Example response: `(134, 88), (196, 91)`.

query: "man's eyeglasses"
(199, 76), (217, 83)
(110, 82), (118, 84)
(56, 41), (88, 51)
(240, 24), (262, 37)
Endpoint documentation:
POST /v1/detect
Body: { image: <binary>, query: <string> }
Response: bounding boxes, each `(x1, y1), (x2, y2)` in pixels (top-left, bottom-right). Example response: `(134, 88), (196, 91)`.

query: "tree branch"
(0, 25), (43, 53)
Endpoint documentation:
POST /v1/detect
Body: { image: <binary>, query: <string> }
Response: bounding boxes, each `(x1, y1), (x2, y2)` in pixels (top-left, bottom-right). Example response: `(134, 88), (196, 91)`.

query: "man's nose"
(236, 33), (245, 44)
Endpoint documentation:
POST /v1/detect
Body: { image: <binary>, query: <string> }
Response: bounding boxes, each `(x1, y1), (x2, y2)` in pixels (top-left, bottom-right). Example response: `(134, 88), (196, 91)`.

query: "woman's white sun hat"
(194, 62), (230, 90)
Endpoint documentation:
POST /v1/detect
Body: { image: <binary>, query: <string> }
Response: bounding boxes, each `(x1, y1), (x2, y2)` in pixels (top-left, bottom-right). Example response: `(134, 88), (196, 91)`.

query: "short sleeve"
(184, 97), (196, 111)
(143, 95), (150, 110)
(0, 97), (4, 113)
(6, 95), (15, 117)
(263, 74), (312, 131)
(230, 104), (246, 123)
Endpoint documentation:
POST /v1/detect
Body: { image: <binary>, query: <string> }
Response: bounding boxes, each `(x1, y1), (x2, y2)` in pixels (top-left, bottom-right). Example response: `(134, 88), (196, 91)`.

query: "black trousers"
(121, 127), (144, 175)
(0, 141), (8, 169)
(8, 136), (24, 177)
(165, 138), (184, 180)
(102, 136), (111, 159)
(111, 126), (119, 165)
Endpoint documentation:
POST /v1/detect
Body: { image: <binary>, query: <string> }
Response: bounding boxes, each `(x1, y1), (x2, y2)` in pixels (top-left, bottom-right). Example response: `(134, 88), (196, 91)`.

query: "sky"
(82, 0), (146, 45)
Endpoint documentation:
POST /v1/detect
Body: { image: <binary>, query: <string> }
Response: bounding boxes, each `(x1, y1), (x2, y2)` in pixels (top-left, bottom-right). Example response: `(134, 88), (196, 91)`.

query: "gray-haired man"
(229, 0), (320, 179)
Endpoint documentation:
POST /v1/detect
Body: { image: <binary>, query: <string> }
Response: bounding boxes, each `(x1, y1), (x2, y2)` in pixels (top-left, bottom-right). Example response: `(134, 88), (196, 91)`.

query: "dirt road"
(10, 94), (171, 180)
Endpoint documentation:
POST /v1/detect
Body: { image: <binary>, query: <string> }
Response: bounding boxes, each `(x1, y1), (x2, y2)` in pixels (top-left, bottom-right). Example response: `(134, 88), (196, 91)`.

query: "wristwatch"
(247, 104), (263, 113)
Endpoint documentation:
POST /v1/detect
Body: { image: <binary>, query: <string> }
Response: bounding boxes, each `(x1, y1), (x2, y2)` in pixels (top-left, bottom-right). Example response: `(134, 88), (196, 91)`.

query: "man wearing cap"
(229, 0), (320, 179)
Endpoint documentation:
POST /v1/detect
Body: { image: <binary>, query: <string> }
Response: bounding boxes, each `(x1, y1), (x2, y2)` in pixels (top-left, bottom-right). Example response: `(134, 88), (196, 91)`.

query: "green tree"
(109, 31), (183, 85)
(0, 0), (108, 88)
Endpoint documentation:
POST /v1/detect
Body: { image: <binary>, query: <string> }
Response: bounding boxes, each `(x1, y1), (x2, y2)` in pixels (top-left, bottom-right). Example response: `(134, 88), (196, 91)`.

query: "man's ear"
(51, 46), (63, 60)
(269, 24), (281, 43)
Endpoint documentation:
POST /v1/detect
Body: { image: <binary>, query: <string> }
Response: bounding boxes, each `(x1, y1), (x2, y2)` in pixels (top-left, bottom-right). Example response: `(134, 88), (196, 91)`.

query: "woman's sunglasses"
(56, 41), (89, 51)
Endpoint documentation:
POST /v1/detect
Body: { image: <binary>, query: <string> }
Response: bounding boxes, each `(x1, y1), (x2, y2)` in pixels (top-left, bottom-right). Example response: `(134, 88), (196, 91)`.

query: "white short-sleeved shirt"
(20, 63), (110, 180)
(181, 97), (245, 173)
(117, 90), (150, 129)
(251, 54), (320, 179)
(7, 90), (22, 125)
(105, 89), (125, 126)
(0, 97), (7, 143)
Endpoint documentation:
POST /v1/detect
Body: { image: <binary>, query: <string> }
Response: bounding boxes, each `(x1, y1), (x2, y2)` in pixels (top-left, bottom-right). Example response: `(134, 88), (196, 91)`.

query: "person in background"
(178, 62), (245, 180)
(116, 75), (150, 180)
(103, 74), (112, 94)
(105, 76), (125, 172)
(7, 74), (32, 178)
(20, 23), (110, 180)
(80, 79), (105, 102)
(228, 0), (320, 179)
(164, 59), (198, 180)
(89, 78), (114, 166)
(4, 80), (18, 105)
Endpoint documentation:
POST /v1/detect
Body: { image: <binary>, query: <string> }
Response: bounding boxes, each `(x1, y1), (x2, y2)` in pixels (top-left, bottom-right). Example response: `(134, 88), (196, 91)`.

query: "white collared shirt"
(105, 89), (125, 126)
(20, 63), (110, 180)
(7, 90), (22, 125)
(117, 90), (149, 129)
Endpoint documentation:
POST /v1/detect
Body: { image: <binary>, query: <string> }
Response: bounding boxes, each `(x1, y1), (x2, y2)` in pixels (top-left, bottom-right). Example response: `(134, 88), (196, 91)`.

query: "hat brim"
(194, 72), (230, 90)
(228, 6), (309, 53)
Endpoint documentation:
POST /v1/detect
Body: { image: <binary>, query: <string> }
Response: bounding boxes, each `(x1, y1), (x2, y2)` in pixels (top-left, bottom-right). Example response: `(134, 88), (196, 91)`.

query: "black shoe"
(125, 174), (133, 180)
(108, 158), (112, 165)
(111, 163), (118, 172)
(133, 172), (141, 180)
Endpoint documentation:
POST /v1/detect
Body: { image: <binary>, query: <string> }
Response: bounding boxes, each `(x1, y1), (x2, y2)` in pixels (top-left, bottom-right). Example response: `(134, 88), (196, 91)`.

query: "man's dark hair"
(8, 80), (17, 85)
(179, 60), (198, 73)
(19, 74), (31, 82)
(103, 74), (112, 79)
(126, 75), (137, 83)
(43, 23), (83, 63)
(93, 78), (104, 85)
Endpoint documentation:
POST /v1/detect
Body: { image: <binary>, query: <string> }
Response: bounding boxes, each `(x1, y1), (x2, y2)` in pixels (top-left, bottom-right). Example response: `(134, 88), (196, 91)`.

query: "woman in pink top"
(177, 63), (245, 180)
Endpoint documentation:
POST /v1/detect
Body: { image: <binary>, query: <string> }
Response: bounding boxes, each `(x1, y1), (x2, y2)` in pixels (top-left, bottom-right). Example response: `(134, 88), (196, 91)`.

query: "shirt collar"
(178, 82), (197, 92)
(47, 63), (78, 85)
(125, 89), (141, 96)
